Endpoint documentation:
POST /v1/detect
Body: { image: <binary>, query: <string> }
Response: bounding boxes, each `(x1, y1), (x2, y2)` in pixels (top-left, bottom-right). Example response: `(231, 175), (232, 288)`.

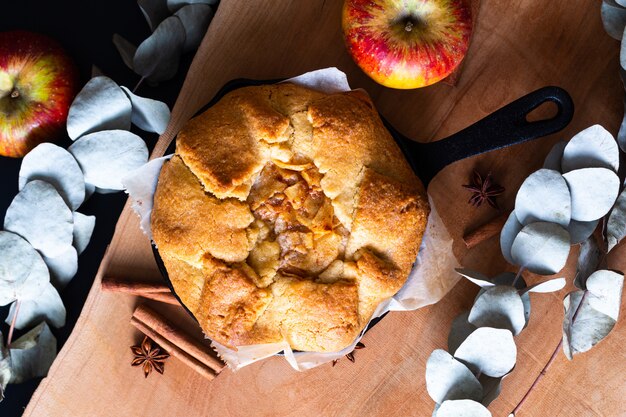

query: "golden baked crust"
(267, 276), (360, 352)
(152, 83), (430, 352)
(151, 155), (255, 265)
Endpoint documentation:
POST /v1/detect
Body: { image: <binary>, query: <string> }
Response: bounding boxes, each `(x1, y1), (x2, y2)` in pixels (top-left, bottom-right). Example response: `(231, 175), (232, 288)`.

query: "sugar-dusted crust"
(152, 83), (430, 352)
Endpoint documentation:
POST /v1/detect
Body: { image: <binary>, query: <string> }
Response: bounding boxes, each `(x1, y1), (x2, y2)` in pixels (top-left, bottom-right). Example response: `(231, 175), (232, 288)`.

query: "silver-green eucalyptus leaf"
(73, 212), (96, 255)
(478, 374), (504, 407)
(520, 278), (566, 294)
(120, 86), (171, 134)
(622, 28), (626, 72)
(436, 399), (492, 417)
(618, 99), (626, 153)
(468, 272), (508, 300)
(586, 270), (624, 320)
(601, 0), (626, 40)
(500, 211), (523, 265)
(568, 219), (599, 245)
(5, 282), (66, 329)
(175, 4), (214, 52)
(112, 34), (137, 70)
(66, 76), (132, 140)
(563, 290), (616, 359)
(455, 269), (494, 288)
(9, 322), (57, 384)
(85, 182), (96, 201)
(561, 125), (619, 173)
(68, 130), (149, 191)
(134, 16), (186, 83)
(563, 270), (623, 359)
(563, 168), (620, 222)
(42, 247), (78, 289)
(138, 0), (170, 31)
(0, 342), (10, 402)
(469, 286), (526, 335)
(607, 188), (626, 252)
(454, 328), (516, 378)
(167, 0), (217, 13)
(448, 311), (477, 354)
(511, 222), (570, 275)
(4, 181), (74, 259)
(575, 236), (602, 290)
(18, 143), (85, 211)
(543, 141), (566, 172)
(0, 231), (49, 306)
(491, 273), (530, 327)
(425, 349), (483, 404)
(514, 169), (571, 227)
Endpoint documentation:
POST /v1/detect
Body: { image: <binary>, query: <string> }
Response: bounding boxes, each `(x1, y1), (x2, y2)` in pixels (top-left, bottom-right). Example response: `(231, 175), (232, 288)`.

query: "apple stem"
(405, 21), (414, 32)
(10, 89), (19, 99)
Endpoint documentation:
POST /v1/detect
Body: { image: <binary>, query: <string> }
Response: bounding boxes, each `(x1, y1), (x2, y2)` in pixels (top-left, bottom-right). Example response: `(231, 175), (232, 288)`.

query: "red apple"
(342, 0), (472, 89)
(0, 31), (79, 158)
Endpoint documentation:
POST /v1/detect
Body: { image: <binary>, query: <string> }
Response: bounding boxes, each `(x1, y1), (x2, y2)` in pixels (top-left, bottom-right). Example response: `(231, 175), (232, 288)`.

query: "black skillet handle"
(406, 86), (574, 186)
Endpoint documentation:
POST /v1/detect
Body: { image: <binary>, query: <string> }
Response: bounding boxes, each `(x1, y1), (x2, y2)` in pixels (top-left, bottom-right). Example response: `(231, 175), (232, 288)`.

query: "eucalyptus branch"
(0, 41), (173, 400)
(511, 339), (562, 416)
(512, 267), (525, 288)
(6, 300), (21, 348)
(510, 290), (589, 416)
(132, 76), (145, 94)
(426, 123), (625, 416)
(112, 3), (214, 86)
(510, 207), (619, 416)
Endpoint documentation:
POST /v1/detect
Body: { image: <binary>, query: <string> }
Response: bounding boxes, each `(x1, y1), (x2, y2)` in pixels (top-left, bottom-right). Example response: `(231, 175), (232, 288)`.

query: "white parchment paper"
(123, 68), (461, 371)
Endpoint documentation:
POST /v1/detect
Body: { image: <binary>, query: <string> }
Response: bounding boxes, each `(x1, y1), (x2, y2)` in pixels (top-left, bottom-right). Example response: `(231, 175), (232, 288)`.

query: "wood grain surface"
(23, 0), (626, 416)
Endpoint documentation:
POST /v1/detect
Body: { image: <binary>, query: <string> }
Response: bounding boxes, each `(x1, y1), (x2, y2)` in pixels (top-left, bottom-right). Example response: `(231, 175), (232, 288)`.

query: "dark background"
(0, 1), (201, 414)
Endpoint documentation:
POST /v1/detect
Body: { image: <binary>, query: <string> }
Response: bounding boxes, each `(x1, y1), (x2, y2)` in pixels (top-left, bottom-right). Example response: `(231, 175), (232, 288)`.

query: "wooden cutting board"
(23, 1), (626, 416)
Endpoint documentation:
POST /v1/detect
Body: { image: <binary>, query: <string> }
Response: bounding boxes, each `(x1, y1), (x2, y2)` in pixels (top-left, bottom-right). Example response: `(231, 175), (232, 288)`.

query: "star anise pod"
(462, 171), (505, 210)
(131, 336), (170, 378)
(332, 342), (365, 367)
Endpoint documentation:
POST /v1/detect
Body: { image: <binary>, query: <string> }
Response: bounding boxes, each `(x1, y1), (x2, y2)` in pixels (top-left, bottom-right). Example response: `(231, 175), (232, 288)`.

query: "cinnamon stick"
(101, 276), (179, 305)
(131, 305), (224, 375)
(463, 211), (511, 249)
(131, 317), (217, 380)
(102, 276), (170, 292)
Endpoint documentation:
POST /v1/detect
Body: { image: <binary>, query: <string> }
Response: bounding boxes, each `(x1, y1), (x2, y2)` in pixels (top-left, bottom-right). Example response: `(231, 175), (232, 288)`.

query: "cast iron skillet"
(152, 78), (574, 341)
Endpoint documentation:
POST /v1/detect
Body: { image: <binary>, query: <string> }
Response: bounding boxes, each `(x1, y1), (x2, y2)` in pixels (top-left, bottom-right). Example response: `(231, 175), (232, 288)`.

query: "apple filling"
(246, 161), (349, 287)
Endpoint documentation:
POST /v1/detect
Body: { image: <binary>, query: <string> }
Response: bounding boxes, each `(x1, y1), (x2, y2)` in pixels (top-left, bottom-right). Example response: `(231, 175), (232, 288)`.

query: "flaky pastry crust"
(152, 83), (429, 352)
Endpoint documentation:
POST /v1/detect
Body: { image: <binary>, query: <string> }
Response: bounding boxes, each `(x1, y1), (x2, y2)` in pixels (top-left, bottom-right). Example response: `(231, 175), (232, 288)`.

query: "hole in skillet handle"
(525, 100), (559, 122)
